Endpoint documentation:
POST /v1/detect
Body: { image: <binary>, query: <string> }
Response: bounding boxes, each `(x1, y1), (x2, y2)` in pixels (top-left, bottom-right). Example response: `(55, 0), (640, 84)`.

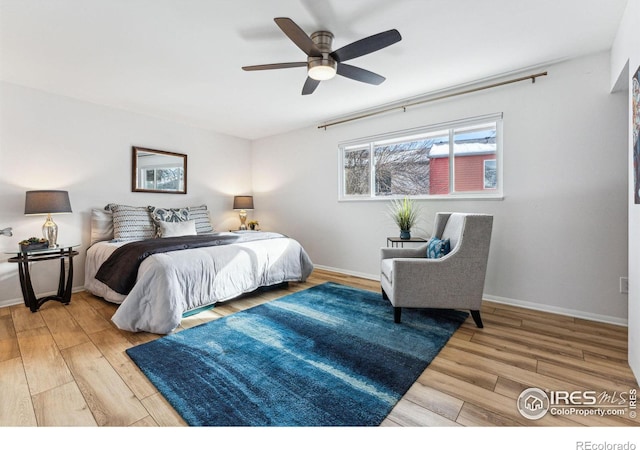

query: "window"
(343, 145), (370, 196)
(484, 159), (497, 189)
(338, 113), (502, 200)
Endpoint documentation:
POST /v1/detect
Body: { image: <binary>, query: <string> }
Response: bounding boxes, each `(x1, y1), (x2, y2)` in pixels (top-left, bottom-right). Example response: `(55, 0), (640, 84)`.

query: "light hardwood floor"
(1, 268), (638, 427)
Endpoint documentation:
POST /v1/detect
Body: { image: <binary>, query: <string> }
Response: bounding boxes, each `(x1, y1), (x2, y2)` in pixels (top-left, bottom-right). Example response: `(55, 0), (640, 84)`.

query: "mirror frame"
(132, 146), (188, 194)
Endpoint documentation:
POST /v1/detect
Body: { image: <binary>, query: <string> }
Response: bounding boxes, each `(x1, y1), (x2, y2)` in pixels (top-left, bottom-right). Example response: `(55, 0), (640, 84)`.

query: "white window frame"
(338, 113), (504, 201)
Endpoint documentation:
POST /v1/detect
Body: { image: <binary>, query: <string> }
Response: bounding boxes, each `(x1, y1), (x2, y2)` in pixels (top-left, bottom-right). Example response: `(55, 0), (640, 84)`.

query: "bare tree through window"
(374, 137), (445, 196)
(344, 147), (370, 195)
(340, 115), (501, 199)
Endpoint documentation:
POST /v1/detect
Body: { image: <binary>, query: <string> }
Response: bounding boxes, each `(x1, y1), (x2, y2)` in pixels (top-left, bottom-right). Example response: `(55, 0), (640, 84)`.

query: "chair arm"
(380, 244), (427, 260)
(389, 255), (486, 309)
(392, 256), (458, 280)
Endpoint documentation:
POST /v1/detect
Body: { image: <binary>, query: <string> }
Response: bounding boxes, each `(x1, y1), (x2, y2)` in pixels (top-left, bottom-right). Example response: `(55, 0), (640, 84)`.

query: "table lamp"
(233, 195), (254, 230)
(24, 190), (72, 248)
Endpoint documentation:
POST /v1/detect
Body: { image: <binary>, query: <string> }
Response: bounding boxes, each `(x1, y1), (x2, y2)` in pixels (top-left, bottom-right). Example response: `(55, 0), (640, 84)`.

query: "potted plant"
(19, 236), (48, 251)
(388, 197), (420, 239)
(248, 220), (259, 231)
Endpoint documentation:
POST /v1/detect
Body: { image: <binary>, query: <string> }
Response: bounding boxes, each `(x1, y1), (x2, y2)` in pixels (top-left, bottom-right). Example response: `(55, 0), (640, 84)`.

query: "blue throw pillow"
(426, 237), (451, 259)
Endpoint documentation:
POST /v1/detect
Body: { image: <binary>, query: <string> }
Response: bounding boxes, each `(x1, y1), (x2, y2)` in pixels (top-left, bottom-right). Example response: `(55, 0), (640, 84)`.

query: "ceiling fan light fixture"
(308, 63), (337, 81)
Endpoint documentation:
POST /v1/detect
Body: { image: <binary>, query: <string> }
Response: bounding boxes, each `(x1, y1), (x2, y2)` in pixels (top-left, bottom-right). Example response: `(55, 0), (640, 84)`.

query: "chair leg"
(394, 307), (401, 324)
(381, 288), (388, 300)
(470, 310), (484, 328)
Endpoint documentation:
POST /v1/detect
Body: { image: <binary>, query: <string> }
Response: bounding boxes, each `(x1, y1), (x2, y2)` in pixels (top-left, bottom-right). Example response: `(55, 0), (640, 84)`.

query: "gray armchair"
(380, 212), (493, 327)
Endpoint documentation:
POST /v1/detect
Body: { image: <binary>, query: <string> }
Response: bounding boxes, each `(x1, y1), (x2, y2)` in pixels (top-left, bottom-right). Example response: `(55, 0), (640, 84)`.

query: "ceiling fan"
(242, 17), (402, 95)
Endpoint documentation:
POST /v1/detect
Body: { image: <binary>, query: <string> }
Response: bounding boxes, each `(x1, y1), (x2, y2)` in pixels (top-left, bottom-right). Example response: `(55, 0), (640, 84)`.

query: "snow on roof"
(429, 142), (496, 158)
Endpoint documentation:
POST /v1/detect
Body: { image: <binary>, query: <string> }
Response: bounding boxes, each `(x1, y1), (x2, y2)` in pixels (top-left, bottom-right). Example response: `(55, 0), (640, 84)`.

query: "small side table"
(6, 244), (79, 312)
(386, 236), (428, 248)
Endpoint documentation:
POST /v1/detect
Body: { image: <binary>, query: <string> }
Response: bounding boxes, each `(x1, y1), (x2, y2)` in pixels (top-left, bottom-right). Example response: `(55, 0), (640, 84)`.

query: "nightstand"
(5, 244), (79, 312)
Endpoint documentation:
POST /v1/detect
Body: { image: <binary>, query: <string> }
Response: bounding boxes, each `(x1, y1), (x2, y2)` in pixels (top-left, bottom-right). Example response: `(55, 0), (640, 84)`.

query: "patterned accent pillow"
(188, 205), (214, 234)
(426, 237), (451, 259)
(149, 206), (190, 223)
(148, 206), (189, 237)
(111, 205), (156, 241)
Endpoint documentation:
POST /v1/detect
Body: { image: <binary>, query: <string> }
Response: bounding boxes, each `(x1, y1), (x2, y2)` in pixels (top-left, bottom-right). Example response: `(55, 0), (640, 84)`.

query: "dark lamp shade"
(24, 190), (72, 215)
(233, 195), (254, 210)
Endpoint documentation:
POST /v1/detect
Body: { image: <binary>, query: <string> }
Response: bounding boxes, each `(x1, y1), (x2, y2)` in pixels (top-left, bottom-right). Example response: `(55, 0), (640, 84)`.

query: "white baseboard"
(483, 294), (627, 327)
(313, 265), (628, 327)
(313, 264), (380, 281)
(0, 286), (86, 310)
(0, 298), (22, 308)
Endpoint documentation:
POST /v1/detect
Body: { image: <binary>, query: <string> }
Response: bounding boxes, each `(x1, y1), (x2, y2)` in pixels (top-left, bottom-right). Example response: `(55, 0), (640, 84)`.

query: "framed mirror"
(132, 147), (187, 194)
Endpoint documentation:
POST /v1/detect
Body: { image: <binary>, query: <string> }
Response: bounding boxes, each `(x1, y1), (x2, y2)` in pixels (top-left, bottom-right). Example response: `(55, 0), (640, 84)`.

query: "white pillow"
(158, 220), (197, 238)
(90, 208), (113, 245)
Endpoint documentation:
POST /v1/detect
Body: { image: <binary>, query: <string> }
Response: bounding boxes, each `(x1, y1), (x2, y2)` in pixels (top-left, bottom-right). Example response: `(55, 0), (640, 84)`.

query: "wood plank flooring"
(1, 268), (638, 428)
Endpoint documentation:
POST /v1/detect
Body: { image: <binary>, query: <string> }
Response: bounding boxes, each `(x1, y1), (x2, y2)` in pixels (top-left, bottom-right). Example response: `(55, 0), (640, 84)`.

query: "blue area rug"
(126, 282), (468, 426)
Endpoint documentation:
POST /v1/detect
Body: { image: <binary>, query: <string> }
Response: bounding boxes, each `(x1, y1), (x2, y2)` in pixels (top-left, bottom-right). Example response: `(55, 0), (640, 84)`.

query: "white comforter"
(84, 232), (314, 334)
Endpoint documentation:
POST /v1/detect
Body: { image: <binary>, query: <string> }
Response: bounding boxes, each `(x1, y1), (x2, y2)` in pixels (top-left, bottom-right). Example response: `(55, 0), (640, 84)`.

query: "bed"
(84, 204), (314, 334)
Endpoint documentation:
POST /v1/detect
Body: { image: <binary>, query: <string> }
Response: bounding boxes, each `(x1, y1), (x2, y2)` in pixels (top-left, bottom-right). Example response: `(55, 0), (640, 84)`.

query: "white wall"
(611, 0), (640, 382)
(252, 51), (628, 324)
(0, 82), (252, 306)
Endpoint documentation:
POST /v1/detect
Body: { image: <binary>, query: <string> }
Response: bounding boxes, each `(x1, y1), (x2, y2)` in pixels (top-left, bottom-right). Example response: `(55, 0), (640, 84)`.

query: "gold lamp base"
(238, 209), (247, 230)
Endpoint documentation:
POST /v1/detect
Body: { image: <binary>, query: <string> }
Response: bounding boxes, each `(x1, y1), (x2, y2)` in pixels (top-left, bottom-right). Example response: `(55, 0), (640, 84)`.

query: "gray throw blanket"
(95, 233), (284, 295)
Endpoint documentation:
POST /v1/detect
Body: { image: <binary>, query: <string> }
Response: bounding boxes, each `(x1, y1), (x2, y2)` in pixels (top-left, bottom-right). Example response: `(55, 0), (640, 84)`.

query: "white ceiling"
(0, 0), (629, 140)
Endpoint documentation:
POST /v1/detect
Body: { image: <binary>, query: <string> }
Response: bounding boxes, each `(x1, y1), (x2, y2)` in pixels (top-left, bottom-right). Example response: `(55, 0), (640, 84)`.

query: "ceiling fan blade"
(242, 62), (307, 71)
(337, 63), (386, 85)
(274, 17), (322, 57)
(330, 29), (401, 63)
(302, 77), (321, 95)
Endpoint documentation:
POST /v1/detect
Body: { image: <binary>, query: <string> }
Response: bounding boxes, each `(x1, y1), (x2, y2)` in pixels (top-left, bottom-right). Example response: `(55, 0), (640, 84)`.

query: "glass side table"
(4, 244), (80, 312)
(386, 236), (428, 248)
